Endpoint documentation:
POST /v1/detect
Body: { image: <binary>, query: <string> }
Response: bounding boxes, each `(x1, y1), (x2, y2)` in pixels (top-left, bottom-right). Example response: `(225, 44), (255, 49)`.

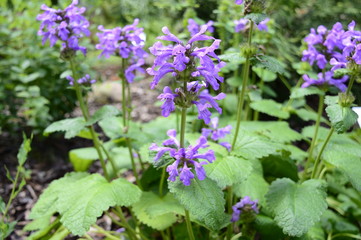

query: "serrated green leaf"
(250, 99), (290, 119)
(30, 172), (90, 219)
(324, 96), (338, 106)
(69, 147), (98, 172)
(204, 156), (252, 189)
(294, 108), (328, 123)
(86, 105), (121, 126)
(234, 171), (269, 206)
(44, 117), (86, 139)
(55, 174), (141, 236)
(265, 178), (328, 237)
(17, 134), (31, 165)
(244, 13), (268, 24)
(98, 116), (122, 139)
(333, 68), (350, 78)
(253, 55), (286, 74)
(325, 104), (358, 134)
(133, 192), (183, 230)
(168, 178), (227, 231)
(292, 223), (325, 240)
(24, 214), (52, 231)
(219, 52), (245, 64)
(232, 131), (283, 159)
(253, 67), (277, 82)
(290, 87), (325, 99)
(323, 150), (361, 191)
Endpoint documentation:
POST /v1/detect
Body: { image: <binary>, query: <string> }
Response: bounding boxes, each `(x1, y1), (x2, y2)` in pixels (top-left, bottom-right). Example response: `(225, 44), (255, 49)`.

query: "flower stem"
(231, 22), (254, 151)
(226, 186), (234, 240)
(159, 167), (166, 197)
(311, 127), (334, 179)
(185, 210), (196, 240)
(346, 75), (356, 96)
(69, 59), (110, 180)
(303, 94), (324, 180)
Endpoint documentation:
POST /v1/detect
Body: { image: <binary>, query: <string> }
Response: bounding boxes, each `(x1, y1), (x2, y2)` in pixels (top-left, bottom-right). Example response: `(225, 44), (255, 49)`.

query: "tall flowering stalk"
(147, 25), (226, 240)
(96, 19), (148, 187)
(37, 0), (117, 180)
(301, 21), (361, 179)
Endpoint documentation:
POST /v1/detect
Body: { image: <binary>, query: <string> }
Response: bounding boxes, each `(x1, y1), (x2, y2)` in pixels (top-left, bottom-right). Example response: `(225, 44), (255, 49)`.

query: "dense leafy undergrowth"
(1, 0), (361, 239)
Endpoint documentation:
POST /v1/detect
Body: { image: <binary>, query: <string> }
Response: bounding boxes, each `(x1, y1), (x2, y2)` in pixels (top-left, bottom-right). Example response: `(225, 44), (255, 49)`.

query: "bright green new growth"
(265, 178), (328, 237)
(29, 172), (141, 236)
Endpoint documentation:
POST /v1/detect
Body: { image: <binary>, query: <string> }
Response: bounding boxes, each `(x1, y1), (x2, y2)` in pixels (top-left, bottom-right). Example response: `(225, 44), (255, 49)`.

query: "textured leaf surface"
(325, 104), (358, 134)
(232, 131), (283, 159)
(244, 13), (268, 24)
(30, 172), (89, 219)
(294, 108), (328, 123)
(168, 178), (227, 231)
(265, 178), (327, 237)
(253, 67), (277, 82)
(87, 105), (120, 125)
(133, 192), (183, 230)
(56, 174), (141, 235)
(30, 173), (141, 236)
(290, 87), (324, 99)
(253, 55), (286, 74)
(250, 99), (290, 119)
(323, 150), (361, 191)
(44, 118), (86, 139)
(204, 156), (252, 188)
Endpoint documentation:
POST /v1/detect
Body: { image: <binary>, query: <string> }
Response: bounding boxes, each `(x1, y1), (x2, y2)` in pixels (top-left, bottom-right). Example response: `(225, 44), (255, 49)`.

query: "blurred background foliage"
(0, 0), (360, 134)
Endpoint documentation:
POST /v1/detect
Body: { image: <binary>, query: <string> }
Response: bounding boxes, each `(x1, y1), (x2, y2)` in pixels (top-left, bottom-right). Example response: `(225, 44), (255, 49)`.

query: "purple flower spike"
(231, 196), (259, 222)
(37, 0), (90, 55)
(157, 87), (178, 117)
(202, 117), (232, 151)
(147, 26), (224, 90)
(66, 74), (96, 86)
(187, 19), (214, 37)
(302, 71), (348, 92)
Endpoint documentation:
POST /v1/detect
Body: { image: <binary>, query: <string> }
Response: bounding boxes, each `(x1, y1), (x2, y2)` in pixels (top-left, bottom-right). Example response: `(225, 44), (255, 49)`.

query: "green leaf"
(294, 108), (328, 123)
(30, 173), (141, 236)
(204, 156), (252, 189)
(24, 214), (52, 231)
(323, 150), (361, 191)
(321, 210), (360, 234)
(69, 147), (98, 172)
(325, 104), (358, 134)
(244, 13), (268, 24)
(17, 134), (32, 166)
(168, 178), (227, 231)
(223, 94), (238, 113)
(30, 172), (89, 219)
(232, 131), (283, 159)
(250, 99), (290, 119)
(226, 76), (242, 87)
(98, 116), (122, 139)
(234, 171), (269, 206)
(253, 67), (277, 82)
(44, 117), (86, 139)
(56, 174), (141, 236)
(0, 197), (5, 213)
(262, 154), (299, 182)
(0, 221), (16, 239)
(219, 52), (245, 64)
(133, 192), (183, 230)
(290, 87), (325, 99)
(255, 215), (285, 240)
(265, 178), (328, 237)
(333, 68), (350, 78)
(86, 105), (121, 125)
(292, 223), (325, 240)
(252, 55), (286, 74)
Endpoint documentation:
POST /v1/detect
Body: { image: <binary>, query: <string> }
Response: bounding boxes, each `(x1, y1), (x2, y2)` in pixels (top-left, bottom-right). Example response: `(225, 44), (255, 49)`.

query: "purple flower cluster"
(37, 0), (90, 55)
(66, 74), (96, 86)
(201, 117), (232, 151)
(234, 18), (270, 33)
(187, 19), (214, 37)
(235, 0), (244, 4)
(96, 19), (148, 83)
(147, 26), (225, 90)
(231, 196), (259, 222)
(149, 129), (215, 186)
(301, 21), (361, 91)
(158, 82), (226, 124)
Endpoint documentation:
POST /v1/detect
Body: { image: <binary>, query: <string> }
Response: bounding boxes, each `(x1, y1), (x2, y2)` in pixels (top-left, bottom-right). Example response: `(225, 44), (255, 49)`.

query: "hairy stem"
(185, 210), (196, 240)
(311, 127), (334, 179)
(231, 22), (254, 151)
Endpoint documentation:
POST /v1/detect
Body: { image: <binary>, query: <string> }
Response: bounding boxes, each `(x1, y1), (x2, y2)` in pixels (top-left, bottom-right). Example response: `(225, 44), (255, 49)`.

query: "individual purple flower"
(187, 19), (214, 36)
(193, 90), (226, 124)
(37, 0), (90, 55)
(149, 130), (215, 186)
(66, 74), (96, 86)
(302, 71), (348, 92)
(234, 18), (270, 33)
(147, 25), (225, 90)
(96, 19), (148, 83)
(231, 196), (259, 222)
(202, 117), (232, 151)
(158, 86), (177, 117)
(235, 0), (243, 4)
